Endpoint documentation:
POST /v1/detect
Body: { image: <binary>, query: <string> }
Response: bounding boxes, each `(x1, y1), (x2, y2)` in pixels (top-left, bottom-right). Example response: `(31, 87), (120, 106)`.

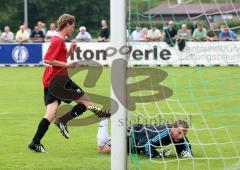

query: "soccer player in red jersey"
(28, 14), (110, 152)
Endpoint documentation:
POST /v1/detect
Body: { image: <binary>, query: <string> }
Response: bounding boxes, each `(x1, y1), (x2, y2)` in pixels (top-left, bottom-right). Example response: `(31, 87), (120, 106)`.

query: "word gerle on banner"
(54, 42), (240, 65)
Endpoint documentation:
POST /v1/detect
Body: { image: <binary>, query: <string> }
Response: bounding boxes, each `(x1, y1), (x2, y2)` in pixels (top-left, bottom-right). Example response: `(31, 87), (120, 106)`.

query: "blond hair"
(172, 120), (189, 129)
(57, 14), (75, 31)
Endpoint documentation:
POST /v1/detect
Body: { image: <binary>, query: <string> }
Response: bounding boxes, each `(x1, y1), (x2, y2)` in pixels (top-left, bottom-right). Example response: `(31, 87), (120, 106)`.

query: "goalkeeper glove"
(181, 150), (192, 158)
(159, 149), (171, 158)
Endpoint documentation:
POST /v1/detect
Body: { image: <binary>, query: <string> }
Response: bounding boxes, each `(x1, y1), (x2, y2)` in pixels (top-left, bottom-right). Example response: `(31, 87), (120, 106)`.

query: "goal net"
(126, 0), (240, 170)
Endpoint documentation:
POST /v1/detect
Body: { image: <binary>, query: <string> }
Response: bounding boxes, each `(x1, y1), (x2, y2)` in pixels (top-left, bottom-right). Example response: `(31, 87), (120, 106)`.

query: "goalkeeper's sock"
(32, 118), (50, 144)
(97, 119), (109, 147)
(100, 118), (108, 127)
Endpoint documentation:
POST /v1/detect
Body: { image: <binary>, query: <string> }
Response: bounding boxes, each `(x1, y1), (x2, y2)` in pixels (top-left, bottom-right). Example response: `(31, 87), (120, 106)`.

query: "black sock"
(69, 104), (86, 118)
(32, 118), (50, 144)
(58, 111), (72, 124)
(58, 104), (86, 124)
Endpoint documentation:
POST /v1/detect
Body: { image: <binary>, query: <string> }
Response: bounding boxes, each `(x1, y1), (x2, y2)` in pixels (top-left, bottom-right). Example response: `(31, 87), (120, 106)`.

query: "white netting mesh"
(127, 2), (240, 169)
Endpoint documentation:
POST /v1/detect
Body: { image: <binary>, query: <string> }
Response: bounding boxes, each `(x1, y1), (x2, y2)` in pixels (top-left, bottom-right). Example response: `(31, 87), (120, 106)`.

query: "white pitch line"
(149, 156), (240, 164)
(164, 99), (179, 102)
(131, 111), (239, 117)
(227, 159), (240, 170)
(0, 112), (9, 115)
(132, 112), (202, 116)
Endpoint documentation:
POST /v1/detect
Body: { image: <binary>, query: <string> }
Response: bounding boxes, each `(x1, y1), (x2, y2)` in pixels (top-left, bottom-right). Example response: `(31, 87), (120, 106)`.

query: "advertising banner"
(0, 44), (42, 65)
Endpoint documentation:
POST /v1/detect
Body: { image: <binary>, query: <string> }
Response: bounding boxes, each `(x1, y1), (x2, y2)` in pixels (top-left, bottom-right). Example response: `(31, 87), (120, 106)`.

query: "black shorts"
(44, 78), (85, 106)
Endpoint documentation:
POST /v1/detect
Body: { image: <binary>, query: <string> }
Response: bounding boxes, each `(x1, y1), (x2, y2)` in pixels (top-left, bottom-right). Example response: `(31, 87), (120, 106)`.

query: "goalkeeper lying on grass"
(128, 119), (192, 158)
(97, 119), (192, 158)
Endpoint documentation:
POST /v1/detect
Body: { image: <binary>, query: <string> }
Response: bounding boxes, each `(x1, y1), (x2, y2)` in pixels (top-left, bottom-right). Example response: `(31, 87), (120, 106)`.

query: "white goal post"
(111, 0), (127, 170)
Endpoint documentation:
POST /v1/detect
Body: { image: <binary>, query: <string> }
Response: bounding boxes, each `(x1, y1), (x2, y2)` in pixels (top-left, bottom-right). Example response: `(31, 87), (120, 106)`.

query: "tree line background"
(0, 0), (110, 37)
(0, 0), (238, 37)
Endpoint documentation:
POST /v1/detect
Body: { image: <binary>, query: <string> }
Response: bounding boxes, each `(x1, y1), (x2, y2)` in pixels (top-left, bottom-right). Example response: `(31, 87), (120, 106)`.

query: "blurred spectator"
(177, 24), (192, 40)
(23, 21), (31, 36)
(76, 26), (92, 42)
(130, 26), (143, 41)
(46, 23), (57, 40)
(37, 21), (43, 31)
(65, 36), (71, 42)
(163, 21), (169, 31)
(162, 21), (169, 38)
(139, 27), (148, 41)
(219, 25), (237, 41)
(165, 21), (185, 51)
(207, 23), (219, 41)
(16, 25), (29, 43)
(37, 21), (46, 35)
(42, 23), (47, 35)
(147, 25), (161, 41)
(192, 23), (207, 41)
(98, 19), (110, 42)
(0, 26), (14, 43)
(164, 21), (177, 45)
(30, 26), (45, 43)
(190, 21), (197, 35)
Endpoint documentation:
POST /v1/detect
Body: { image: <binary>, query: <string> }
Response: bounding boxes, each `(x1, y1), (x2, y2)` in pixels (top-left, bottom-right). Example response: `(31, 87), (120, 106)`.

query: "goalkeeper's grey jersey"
(129, 124), (192, 157)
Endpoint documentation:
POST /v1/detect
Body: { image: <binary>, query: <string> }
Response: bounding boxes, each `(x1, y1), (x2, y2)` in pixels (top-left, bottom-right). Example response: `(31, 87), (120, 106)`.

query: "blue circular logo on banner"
(12, 46), (29, 63)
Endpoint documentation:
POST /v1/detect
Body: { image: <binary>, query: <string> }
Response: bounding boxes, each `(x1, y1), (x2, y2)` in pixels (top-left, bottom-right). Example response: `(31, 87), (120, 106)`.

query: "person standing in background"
(98, 19), (109, 42)
(16, 25), (29, 43)
(46, 23), (57, 40)
(0, 26), (14, 43)
(76, 26), (92, 42)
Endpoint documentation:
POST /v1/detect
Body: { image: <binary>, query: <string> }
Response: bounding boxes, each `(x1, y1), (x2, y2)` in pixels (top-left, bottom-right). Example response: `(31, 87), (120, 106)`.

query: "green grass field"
(0, 67), (239, 170)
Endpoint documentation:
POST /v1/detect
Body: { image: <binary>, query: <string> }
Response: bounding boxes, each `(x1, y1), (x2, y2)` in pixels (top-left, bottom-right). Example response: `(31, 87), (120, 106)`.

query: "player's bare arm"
(44, 59), (77, 68)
